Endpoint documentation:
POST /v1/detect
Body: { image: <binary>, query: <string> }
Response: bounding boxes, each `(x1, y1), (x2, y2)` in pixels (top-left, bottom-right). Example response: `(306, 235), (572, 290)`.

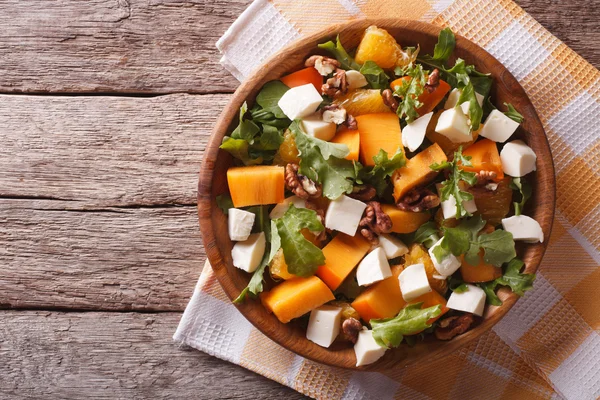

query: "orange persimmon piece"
(355, 113), (403, 166)
(227, 165), (285, 207)
(352, 265), (406, 323)
(260, 276), (334, 323)
(381, 205), (431, 234)
(392, 143), (447, 201)
(316, 233), (371, 290)
(390, 77), (451, 116)
(462, 139), (504, 181)
(460, 252), (503, 283)
(280, 67), (323, 93)
(330, 127), (360, 161)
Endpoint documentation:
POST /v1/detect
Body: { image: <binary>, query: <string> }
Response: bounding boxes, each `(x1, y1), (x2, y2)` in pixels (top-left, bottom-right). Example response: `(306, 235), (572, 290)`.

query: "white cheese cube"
(428, 237), (461, 277)
(444, 88), (484, 110)
(459, 92), (485, 115)
(301, 113), (337, 141)
(322, 107), (347, 125)
(500, 140), (537, 177)
(354, 329), (386, 367)
(398, 263), (432, 301)
(346, 70), (368, 90)
(438, 183), (477, 220)
(227, 208), (255, 241)
(402, 112), (433, 152)
(435, 107), (472, 143)
(356, 247), (392, 286)
(378, 234), (408, 259)
(269, 195), (306, 219)
(502, 215), (544, 243)
(479, 110), (520, 143)
(325, 195), (367, 236)
(447, 284), (486, 316)
(306, 305), (342, 348)
(277, 83), (323, 120)
(231, 232), (266, 273)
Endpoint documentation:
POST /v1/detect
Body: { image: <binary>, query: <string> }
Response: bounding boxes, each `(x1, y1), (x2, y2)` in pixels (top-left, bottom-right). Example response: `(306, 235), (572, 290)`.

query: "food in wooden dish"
(216, 26), (542, 367)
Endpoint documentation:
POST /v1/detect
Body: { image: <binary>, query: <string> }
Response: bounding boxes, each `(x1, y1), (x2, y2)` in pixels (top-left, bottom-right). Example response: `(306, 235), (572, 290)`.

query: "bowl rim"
(198, 18), (556, 370)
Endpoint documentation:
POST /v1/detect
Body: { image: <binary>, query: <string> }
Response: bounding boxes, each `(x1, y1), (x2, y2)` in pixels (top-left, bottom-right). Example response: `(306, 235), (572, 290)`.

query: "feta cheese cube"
(402, 112), (433, 152)
(322, 107), (347, 125)
(269, 195), (306, 219)
(277, 84), (323, 120)
(435, 107), (472, 143)
(500, 140), (537, 177)
(356, 247), (392, 286)
(301, 113), (337, 141)
(325, 195), (367, 236)
(231, 232), (266, 273)
(446, 284), (486, 316)
(479, 110), (520, 142)
(502, 215), (544, 243)
(306, 305), (342, 348)
(227, 208), (255, 241)
(398, 263), (432, 301)
(378, 234), (408, 259)
(438, 182), (477, 220)
(354, 329), (386, 367)
(345, 70), (368, 90)
(428, 237), (461, 277)
(444, 88), (484, 110)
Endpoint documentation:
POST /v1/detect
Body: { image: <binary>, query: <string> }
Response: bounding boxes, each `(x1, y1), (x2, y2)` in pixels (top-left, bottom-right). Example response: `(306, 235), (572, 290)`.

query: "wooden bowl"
(198, 19), (555, 370)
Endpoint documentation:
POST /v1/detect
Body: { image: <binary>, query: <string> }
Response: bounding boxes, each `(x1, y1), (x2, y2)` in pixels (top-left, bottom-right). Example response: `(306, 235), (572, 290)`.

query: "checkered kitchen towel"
(175, 1), (600, 398)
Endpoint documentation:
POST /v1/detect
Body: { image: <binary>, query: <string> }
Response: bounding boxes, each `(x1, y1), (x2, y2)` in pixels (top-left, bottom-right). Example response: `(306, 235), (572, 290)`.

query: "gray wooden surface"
(0, 0), (597, 398)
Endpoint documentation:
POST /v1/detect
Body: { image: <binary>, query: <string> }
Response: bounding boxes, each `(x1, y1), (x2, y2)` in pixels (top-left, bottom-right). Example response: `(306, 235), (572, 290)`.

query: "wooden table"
(0, 1), (597, 398)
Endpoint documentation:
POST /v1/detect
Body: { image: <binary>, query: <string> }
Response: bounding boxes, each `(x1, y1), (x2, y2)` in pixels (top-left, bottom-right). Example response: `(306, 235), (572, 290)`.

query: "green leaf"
(442, 226), (471, 256)
(291, 121), (356, 199)
(496, 258), (536, 296)
(457, 80), (484, 131)
(363, 148), (406, 196)
(477, 230), (517, 266)
(448, 275), (469, 293)
(259, 125), (284, 151)
(431, 27), (456, 65)
(274, 205), (325, 277)
(249, 106), (291, 129)
(413, 221), (440, 248)
(360, 61), (390, 90)
(231, 102), (260, 143)
(393, 63), (427, 123)
(503, 103), (524, 123)
(255, 81), (290, 119)
(220, 137), (263, 165)
(269, 220), (281, 261)
(371, 303), (442, 348)
(510, 177), (532, 216)
(479, 281), (503, 306)
(453, 283), (469, 293)
(471, 76), (493, 101)
(216, 194), (234, 215)
(245, 205), (271, 235)
(318, 35), (362, 71)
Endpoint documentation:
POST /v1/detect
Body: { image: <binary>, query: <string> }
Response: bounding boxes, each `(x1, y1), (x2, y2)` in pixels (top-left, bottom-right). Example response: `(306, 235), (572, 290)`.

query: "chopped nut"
(322, 104), (347, 125)
(359, 201), (393, 244)
(424, 68), (440, 93)
(382, 89), (399, 112)
(348, 185), (377, 202)
(285, 163), (322, 200)
(305, 55), (340, 76)
(341, 318), (363, 344)
(397, 187), (440, 212)
(475, 170), (498, 186)
(434, 314), (475, 340)
(344, 114), (358, 130)
(322, 69), (348, 98)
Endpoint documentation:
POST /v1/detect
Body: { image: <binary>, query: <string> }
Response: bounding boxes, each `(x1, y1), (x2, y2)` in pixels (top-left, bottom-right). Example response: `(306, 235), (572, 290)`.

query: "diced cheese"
(346, 70), (368, 90)
(444, 88), (484, 110)
(378, 234), (409, 259)
(301, 113), (337, 141)
(354, 329), (386, 367)
(269, 195), (306, 219)
(438, 183), (477, 220)
(325, 195), (367, 236)
(446, 284), (486, 316)
(402, 112), (433, 152)
(502, 215), (544, 243)
(435, 107), (472, 143)
(277, 83), (323, 120)
(428, 237), (461, 277)
(323, 107), (347, 125)
(479, 110), (520, 142)
(306, 305), (342, 348)
(398, 263), (432, 301)
(227, 208), (255, 241)
(500, 140), (537, 177)
(231, 232), (266, 273)
(356, 247), (392, 286)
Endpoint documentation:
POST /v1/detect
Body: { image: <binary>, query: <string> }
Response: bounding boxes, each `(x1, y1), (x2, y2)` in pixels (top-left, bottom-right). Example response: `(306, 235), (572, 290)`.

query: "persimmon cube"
(355, 113), (403, 166)
(316, 233), (371, 290)
(351, 265), (406, 323)
(227, 165), (285, 207)
(392, 143), (447, 201)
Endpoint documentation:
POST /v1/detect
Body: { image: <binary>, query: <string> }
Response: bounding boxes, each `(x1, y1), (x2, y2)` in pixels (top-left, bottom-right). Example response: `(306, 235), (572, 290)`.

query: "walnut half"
(434, 314), (475, 341)
(396, 187), (440, 212)
(359, 201), (393, 244)
(285, 163), (322, 200)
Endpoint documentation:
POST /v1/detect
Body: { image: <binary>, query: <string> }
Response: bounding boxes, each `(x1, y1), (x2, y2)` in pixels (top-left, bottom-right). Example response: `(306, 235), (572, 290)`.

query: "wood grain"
(0, 311), (305, 399)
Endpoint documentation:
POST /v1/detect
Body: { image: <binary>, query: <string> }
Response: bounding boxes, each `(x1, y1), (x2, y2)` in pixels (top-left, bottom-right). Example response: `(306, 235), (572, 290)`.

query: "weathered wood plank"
(0, 310), (307, 399)
(0, 0), (250, 94)
(0, 93), (227, 206)
(0, 200), (202, 311)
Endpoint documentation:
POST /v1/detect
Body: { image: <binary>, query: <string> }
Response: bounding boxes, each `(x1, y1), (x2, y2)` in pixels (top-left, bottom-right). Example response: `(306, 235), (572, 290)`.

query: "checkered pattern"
(176, 1), (600, 398)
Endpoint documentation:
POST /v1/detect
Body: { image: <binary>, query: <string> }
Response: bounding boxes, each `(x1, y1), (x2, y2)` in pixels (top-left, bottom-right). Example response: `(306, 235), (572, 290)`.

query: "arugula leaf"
(430, 146), (477, 218)
(291, 121), (356, 199)
(245, 205), (271, 235)
(479, 281), (503, 306)
(216, 194), (234, 215)
(371, 303), (442, 348)
(274, 205), (325, 277)
(259, 125), (284, 151)
(220, 137), (263, 165)
(457, 81), (484, 131)
(431, 27), (456, 65)
(233, 253), (270, 304)
(471, 76), (493, 101)
(510, 177), (532, 216)
(230, 102), (260, 143)
(250, 106), (291, 129)
(393, 63), (427, 123)
(475, 230), (517, 266)
(256, 81), (289, 119)
(504, 103), (524, 123)
(368, 148), (406, 195)
(482, 96), (497, 121)
(413, 221), (440, 248)
(448, 275), (469, 293)
(318, 35), (361, 70)
(360, 61), (389, 90)
(477, 258), (536, 306)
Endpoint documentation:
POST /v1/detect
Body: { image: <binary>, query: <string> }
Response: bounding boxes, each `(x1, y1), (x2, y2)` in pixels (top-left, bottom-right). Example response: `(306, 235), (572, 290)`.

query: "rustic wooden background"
(0, 1), (598, 398)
